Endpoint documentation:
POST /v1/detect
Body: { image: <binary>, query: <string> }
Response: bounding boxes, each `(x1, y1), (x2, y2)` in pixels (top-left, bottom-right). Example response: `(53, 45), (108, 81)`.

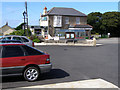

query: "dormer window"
(76, 17), (80, 24)
(65, 17), (69, 24)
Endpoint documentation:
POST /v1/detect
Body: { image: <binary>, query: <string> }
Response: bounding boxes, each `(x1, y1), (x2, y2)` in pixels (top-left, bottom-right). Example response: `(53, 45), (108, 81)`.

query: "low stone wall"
(86, 38), (96, 46)
(44, 38), (96, 46)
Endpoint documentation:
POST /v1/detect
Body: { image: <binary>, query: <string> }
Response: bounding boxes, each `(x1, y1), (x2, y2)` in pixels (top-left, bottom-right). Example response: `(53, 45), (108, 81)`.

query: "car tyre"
(23, 66), (40, 82)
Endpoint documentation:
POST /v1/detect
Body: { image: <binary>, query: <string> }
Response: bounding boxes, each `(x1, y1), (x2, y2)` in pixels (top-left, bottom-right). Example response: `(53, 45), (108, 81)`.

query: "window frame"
(76, 17), (80, 24)
(65, 17), (69, 24)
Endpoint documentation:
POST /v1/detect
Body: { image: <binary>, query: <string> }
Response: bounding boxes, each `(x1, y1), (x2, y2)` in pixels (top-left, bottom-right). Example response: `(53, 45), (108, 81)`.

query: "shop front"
(55, 29), (86, 40)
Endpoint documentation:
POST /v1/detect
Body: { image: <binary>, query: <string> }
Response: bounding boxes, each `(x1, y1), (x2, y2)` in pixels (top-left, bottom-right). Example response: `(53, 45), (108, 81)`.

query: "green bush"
(9, 29), (31, 36)
(85, 37), (89, 39)
(33, 38), (40, 43)
(29, 35), (37, 40)
(100, 35), (108, 38)
(95, 33), (99, 35)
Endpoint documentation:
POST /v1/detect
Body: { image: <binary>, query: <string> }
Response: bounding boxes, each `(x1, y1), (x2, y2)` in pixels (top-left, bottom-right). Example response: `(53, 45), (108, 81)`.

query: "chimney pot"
(44, 7), (47, 10)
(6, 22), (8, 25)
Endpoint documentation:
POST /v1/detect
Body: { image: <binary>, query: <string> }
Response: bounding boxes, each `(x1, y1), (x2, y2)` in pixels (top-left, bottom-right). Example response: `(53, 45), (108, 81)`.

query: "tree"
(87, 12), (102, 34)
(10, 29), (31, 36)
(13, 23), (32, 36)
(87, 12), (120, 37)
(100, 12), (120, 37)
(15, 23), (25, 30)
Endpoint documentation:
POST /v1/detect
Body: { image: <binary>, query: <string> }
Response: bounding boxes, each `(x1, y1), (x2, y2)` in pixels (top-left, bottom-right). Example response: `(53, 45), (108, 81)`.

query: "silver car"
(1, 35), (34, 47)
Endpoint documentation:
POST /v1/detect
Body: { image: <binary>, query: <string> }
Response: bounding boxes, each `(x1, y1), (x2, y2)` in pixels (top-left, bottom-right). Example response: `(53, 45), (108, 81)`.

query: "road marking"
(19, 78), (118, 88)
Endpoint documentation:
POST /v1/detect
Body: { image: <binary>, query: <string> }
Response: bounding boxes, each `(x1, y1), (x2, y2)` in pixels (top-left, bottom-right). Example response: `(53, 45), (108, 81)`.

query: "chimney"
(6, 22), (8, 25)
(43, 7), (47, 15)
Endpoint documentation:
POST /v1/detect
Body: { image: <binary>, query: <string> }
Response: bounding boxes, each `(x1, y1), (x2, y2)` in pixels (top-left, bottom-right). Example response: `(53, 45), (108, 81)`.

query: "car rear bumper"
(38, 63), (52, 73)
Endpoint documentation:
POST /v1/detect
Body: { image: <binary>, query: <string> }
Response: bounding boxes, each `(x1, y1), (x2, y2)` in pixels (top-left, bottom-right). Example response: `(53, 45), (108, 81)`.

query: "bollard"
(93, 38), (96, 46)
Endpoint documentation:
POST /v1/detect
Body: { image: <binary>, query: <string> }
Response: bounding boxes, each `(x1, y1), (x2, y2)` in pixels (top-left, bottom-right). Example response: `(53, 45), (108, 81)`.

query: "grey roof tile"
(46, 7), (87, 16)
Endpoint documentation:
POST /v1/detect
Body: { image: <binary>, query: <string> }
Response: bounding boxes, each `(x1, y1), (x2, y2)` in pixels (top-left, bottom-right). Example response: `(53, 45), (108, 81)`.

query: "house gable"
(0, 25), (15, 35)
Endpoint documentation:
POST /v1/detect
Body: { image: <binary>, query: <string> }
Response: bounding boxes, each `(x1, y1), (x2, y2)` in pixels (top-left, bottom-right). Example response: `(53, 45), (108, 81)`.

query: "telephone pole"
(25, 1), (29, 36)
(22, 1), (28, 36)
(23, 11), (26, 35)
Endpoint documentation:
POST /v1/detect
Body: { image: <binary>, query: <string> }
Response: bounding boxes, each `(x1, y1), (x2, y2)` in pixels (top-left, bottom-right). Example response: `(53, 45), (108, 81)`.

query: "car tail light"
(32, 42), (35, 47)
(45, 58), (50, 64)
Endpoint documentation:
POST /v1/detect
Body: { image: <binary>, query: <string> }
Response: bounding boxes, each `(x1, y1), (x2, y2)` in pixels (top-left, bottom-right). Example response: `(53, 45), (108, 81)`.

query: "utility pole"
(25, 1), (29, 36)
(23, 11), (26, 35)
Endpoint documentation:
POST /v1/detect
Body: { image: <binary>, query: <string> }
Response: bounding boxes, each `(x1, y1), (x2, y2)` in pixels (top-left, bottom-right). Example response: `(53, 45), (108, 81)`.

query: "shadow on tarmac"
(2, 69), (70, 83)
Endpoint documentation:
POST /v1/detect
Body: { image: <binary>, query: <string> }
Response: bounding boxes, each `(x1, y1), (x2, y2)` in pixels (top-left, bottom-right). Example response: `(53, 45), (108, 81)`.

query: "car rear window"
(2, 46), (24, 58)
(22, 45), (44, 56)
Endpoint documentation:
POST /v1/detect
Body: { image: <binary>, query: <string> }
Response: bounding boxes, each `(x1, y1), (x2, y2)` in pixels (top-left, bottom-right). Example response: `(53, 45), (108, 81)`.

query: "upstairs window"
(65, 17), (69, 24)
(53, 16), (62, 27)
(76, 17), (80, 24)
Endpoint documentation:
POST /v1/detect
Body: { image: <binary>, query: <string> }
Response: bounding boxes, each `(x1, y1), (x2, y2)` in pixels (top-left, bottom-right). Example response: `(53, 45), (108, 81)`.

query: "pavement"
(35, 38), (118, 46)
(18, 79), (118, 88)
(1, 38), (119, 89)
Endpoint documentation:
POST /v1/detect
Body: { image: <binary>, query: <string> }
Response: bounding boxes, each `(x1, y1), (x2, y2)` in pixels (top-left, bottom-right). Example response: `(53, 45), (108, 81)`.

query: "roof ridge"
(0, 24), (16, 31)
(54, 7), (73, 9)
(47, 7), (55, 15)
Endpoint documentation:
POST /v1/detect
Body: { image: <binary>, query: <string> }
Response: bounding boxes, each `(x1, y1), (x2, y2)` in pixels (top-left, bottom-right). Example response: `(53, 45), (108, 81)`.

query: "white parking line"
(19, 79), (118, 88)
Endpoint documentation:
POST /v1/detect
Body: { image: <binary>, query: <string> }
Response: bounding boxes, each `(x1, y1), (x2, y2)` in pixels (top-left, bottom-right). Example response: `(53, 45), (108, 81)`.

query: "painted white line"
(19, 79), (118, 88)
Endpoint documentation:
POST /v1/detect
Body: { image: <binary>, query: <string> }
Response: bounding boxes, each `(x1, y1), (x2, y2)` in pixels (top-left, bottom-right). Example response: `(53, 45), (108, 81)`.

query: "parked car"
(0, 43), (52, 81)
(1, 35), (34, 47)
(0, 40), (22, 43)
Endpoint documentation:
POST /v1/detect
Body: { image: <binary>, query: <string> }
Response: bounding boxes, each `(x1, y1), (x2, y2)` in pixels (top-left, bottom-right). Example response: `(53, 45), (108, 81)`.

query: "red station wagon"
(0, 43), (52, 81)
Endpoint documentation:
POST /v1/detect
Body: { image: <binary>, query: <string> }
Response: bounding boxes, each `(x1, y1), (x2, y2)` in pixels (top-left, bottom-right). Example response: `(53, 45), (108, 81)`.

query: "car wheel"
(24, 67), (40, 81)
